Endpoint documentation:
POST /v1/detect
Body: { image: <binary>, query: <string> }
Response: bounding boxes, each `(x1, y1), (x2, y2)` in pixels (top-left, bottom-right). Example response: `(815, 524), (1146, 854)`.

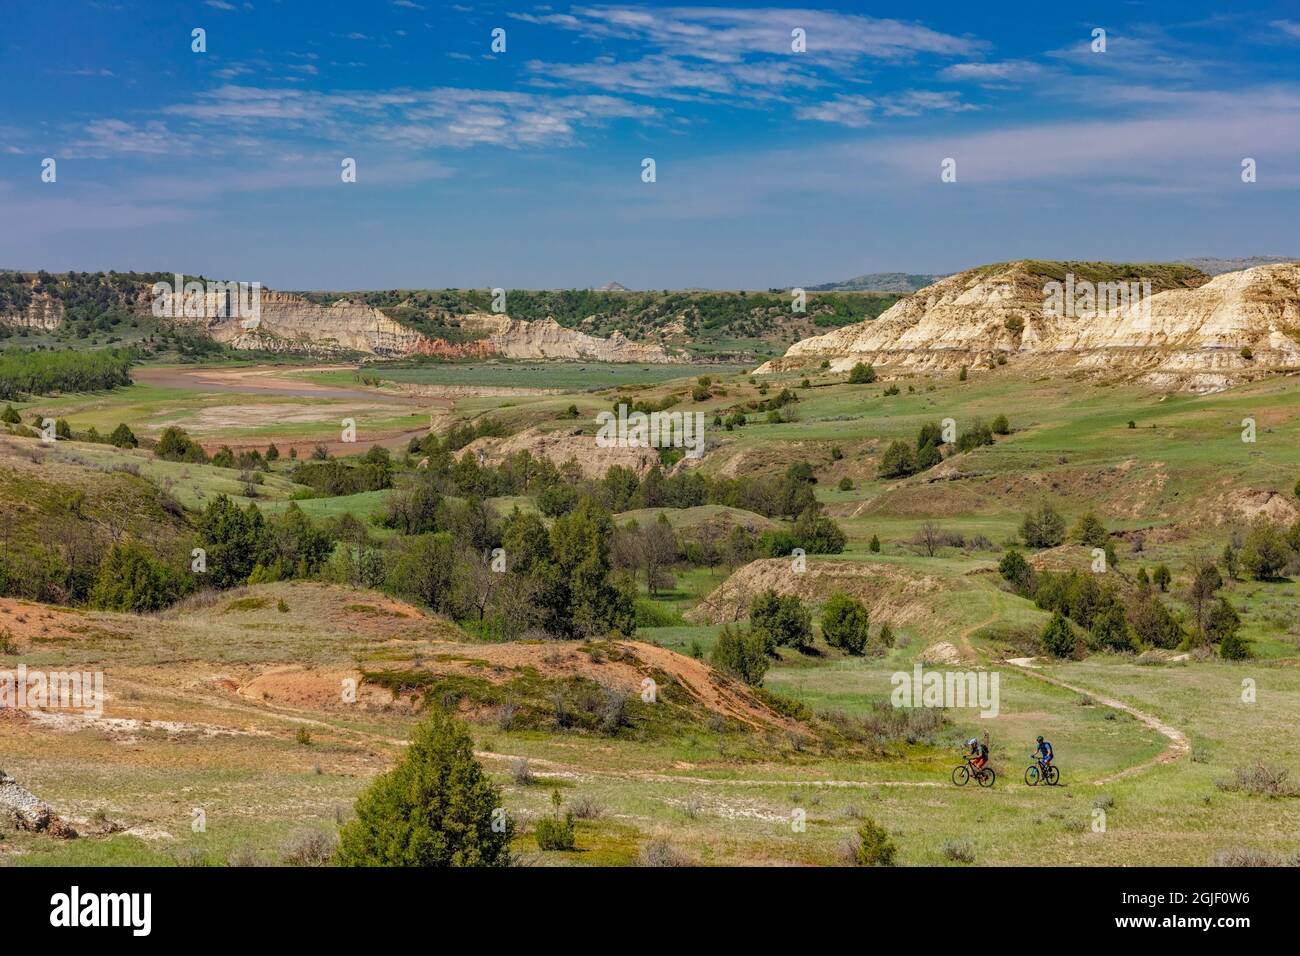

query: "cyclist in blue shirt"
(1033, 735), (1053, 770)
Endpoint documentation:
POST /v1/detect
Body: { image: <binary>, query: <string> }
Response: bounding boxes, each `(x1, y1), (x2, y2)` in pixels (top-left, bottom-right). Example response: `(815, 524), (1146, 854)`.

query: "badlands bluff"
(182, 290), (678, 363)
(0, 274), (676, 363)
(759, 260), (1300, 391)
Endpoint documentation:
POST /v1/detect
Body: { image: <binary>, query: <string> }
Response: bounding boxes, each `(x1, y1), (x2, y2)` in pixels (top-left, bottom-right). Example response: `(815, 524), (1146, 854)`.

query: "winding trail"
(78, 622), (1190, 793)
(1002, 662), (1191, 785)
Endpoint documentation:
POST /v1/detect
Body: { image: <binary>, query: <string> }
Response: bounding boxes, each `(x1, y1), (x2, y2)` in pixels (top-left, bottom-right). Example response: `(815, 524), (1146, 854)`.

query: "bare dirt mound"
(614, 505), (777, 536)
(238, 665), (404, 712)
(464, 425), (659, 478)
(361, 639), (801, 731)
(684, 558), (947, 628)
(1214, 488), (1299, 526)
(0, 599), (131, 650)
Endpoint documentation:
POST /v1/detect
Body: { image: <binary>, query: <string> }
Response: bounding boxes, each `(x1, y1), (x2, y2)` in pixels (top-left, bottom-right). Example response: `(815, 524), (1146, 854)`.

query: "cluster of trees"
(1227, 515), (1300, 581)
(710, 589), (886, 685)
(291, 446), (394, 495)
(155, 425), (209, 463)
(0, 347), (134, 400)
(999, 546), (1247, 660)
(371, 490), (637, 641)
(0, 408), (137, 449)
(878, 417), (1007, 480)
(399, 434), (846, 551)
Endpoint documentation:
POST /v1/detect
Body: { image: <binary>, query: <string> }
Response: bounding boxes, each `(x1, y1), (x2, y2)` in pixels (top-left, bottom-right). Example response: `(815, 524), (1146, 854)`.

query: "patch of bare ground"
(359, 639), (803, 732)
(0, 599), (132, 650)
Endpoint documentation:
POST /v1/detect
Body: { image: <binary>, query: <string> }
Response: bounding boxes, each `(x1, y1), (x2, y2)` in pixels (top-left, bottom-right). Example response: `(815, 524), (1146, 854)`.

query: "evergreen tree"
(820, 593), (870, 655)
(335, 708), (513, 867)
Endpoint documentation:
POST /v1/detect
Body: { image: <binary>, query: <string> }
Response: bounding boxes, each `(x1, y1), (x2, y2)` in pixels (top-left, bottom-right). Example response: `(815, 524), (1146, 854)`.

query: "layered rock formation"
(163, 289), (677, 362)
(168, 289), (426, 357)
(757, 261), (1300, 391)
(457, 313), (677, 363)
(0, 291), (65, 331)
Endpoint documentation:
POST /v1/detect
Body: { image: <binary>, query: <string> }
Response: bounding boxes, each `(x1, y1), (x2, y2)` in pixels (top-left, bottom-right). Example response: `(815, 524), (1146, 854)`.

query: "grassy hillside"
(2, 353), (1298, 868)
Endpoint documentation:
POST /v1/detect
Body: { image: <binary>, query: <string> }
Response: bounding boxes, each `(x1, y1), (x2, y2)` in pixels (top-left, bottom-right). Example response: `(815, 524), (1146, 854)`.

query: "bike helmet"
(1036, 736), (1044, 744)
(967, 738), (977, 747)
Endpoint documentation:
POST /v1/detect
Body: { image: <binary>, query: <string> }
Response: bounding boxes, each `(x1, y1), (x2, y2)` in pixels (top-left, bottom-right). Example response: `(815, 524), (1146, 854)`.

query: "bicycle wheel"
(1024, 765), (1040, 786)
(952, 765), (970, 786)
(977, 767), (996, 788)
(1045, 765), (1060, 786)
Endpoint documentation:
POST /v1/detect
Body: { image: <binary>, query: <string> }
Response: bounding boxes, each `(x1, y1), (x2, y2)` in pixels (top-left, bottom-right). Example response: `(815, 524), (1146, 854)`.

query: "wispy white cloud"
(65, 119), (195, 158)
(526, 6), (983, 62)
(1270, 19), (1300, 40)
(796, 90), (975, 127)
(940, 60), (1044, 85)
(520, 5), (984, 107)
(160, 84), (655, 150)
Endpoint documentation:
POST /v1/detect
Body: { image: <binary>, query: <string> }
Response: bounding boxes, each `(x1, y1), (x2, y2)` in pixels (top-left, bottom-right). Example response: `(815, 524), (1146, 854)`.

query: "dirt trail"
(957, 613), (998, 661)
(959, 604), (1191, 785)
(1003, 663), (1191, 785)
(30, 629), (1186, 793)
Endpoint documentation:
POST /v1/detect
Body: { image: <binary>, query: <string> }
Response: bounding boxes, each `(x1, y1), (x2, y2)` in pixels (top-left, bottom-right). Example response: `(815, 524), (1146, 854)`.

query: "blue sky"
(2, 1), (1298, 289)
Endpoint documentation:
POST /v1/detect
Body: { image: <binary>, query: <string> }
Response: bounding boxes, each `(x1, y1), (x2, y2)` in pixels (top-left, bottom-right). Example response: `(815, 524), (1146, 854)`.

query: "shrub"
(1217, 764), (1297, 797)
(820, 593), (870, 655)
(852, 817), (897, 866)
(1041, 611), (1076, 658)
(991, 414), (1010, 435)
(878, 440), (916, 479)
(869, 534), (881, 553)
(838, 477), (853, 491)
(281, 830), (337, 866)
(108, 422), (138, 448)
(509, 756), (534, 786)
(750, 589), (812, 651)
(941, 838), (975, 863)
(710, 624), (770, 686)
(154, 425), (208, 463)
(1218, 627), (1252, 660)
(335, 707), (513, 866)
(914, 440), (942, 470)
(638, 839), (691, 867)
(1070, 512), (1108, 547)
(534, 790), (576, 851)
(568, 794), (602, 820)
(1020, 501), (1066, 549)
(998, 548), (1034, 594)
(88, 542), (185, 613)
(847, 362), (877, 384)
(1152, 564), (1171, 592)
(1240, 517), (1290, 580)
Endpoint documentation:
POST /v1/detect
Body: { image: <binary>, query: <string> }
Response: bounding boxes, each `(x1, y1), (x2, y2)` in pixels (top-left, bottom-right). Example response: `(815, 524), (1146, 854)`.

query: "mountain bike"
(952, 756), (995, 787)
(1024, 757), (1060, 786)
